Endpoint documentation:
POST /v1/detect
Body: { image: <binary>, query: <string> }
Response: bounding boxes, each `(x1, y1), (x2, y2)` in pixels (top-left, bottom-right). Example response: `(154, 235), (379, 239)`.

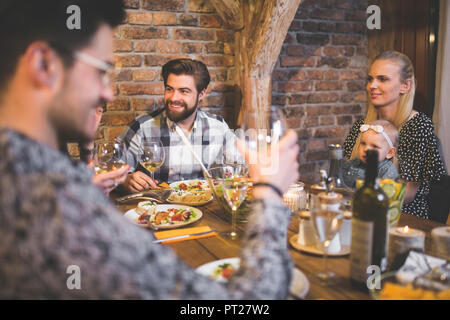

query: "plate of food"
(166, 179), (213, 206)
(124, 201), (203, 229)
(195, 258), (310, 299)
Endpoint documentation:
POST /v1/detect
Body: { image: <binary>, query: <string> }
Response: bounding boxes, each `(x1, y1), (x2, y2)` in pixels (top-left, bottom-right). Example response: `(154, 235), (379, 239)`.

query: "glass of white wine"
(95, 140), (127, 175)
(310, 193), (344, 285)
(222, 175), (248, 240)
(139, 140), (165, 184)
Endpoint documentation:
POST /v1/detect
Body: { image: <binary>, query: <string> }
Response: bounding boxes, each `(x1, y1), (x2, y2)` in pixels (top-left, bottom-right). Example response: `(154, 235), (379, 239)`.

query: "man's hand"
(123, 171), (159, 193)
(92, 165), (130, 195)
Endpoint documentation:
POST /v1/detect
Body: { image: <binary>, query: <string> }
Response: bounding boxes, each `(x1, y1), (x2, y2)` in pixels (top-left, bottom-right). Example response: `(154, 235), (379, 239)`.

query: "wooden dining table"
(114, 192), (445, 300)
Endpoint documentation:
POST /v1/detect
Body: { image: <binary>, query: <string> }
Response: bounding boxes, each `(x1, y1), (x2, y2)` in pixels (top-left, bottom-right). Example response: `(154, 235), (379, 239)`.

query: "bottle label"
(350, 218), (374, 283)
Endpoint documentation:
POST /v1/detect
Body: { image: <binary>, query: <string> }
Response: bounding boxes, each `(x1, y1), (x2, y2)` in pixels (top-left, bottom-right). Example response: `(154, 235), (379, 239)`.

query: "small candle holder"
(388, 226), (425, 270)
(431, 226), (450, 261)
(282, 182), (307, 214)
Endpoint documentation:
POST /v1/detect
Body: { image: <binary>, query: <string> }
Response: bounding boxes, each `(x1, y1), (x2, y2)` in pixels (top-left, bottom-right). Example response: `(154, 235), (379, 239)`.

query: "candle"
(431, 226), (450, 260)
(388, 226), (425, 270)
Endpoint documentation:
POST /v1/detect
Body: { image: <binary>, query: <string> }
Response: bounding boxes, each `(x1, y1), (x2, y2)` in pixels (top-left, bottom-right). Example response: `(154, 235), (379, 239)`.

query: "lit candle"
(388, 226), (425, 270)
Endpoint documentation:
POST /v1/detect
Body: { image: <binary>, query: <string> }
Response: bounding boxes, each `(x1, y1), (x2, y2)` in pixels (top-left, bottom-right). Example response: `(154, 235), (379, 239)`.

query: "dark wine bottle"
(349, 149), (389, 290)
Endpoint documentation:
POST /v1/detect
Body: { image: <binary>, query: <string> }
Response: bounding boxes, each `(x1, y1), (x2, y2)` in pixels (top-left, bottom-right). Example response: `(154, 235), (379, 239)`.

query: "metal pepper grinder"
(328, 144), (345, 188)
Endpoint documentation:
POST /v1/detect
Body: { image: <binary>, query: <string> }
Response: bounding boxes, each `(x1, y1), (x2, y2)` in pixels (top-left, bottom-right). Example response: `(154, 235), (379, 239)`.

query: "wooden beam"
(237, 0), (302, 126)
(210, 0), (244, 30)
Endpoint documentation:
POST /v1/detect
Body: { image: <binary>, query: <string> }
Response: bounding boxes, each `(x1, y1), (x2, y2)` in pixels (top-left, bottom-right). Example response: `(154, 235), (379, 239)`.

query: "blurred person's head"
(358, 119), (398, 164)
(0, 0), (124, 146)
(161, 59), (210, 123)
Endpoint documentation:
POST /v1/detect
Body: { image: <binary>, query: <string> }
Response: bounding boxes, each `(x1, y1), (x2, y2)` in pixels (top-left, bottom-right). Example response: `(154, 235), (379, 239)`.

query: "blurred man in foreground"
(0, 0), (299, 299)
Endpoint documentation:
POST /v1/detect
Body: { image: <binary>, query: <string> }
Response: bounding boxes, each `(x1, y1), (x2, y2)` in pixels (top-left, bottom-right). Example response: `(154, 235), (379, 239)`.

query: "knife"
(115, 189), (172, 203)
(153, 229), (218, 244)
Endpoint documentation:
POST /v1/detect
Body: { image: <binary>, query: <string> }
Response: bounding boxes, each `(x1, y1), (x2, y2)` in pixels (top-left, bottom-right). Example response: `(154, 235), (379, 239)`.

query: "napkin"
(154, 226), (217, 244)
(395, 251), (450, 290)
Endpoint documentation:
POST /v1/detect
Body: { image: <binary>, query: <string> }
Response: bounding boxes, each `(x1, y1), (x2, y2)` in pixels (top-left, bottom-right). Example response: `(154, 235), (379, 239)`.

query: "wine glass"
(139, 140), (165, 183)
(94, 140), (127, 175)
(221, 170), (249, 240)
(239, 105), (287, 149)
(310, 193), (344, 284)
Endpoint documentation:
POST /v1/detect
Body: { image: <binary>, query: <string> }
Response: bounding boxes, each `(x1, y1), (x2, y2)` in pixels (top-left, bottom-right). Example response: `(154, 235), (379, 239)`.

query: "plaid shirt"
(119, 108), (242, 183)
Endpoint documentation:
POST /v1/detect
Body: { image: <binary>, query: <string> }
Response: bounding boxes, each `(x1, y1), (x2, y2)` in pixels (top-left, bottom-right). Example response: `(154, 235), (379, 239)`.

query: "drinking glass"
(310, 194), (344, 284)
(239, 106), (287, 150)
(94, 140), (127, 175)
(139, 140), (165, 182)
(222, 176), (249, 240)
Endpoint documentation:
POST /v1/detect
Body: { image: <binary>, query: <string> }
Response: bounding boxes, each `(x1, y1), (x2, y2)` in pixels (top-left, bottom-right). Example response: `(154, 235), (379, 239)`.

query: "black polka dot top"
(343, 112), (447, 219)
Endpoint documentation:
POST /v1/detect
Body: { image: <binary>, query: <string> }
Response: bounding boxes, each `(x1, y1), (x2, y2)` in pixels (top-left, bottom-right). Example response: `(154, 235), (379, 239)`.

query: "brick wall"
(272, 0), (368, 183)
(69, 0), (369, 186)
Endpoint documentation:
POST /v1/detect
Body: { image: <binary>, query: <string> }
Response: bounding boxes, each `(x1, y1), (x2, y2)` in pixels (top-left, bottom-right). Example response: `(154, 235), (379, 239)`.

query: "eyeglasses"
(74, 51), (114, 87)
(360, 124), (394, 148)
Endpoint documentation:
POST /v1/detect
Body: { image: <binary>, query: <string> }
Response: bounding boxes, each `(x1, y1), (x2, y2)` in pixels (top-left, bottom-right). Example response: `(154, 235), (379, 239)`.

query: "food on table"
(147, 207), (196, 225)
(213, 263), (236, 280)
(379, 283), (450, 300)
(168, 180), (212, 203)
(135, 201), (157, 224)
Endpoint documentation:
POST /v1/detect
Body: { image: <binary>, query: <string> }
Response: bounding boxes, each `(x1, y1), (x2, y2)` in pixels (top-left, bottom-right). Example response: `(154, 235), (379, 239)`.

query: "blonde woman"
(343, 51), (447, 219)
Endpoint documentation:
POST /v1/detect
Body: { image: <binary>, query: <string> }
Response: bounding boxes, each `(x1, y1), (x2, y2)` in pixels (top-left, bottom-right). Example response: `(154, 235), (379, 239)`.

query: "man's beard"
(164, 96), (199, 123)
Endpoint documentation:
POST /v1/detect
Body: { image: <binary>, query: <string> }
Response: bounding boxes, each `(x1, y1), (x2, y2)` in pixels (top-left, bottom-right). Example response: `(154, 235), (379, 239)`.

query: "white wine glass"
(139, 140), (165, 183)
(94, 140), (127, 175)
(222, 173), (248, 240)
(239, 106), (287, 150)
(310, 193), (344, 285)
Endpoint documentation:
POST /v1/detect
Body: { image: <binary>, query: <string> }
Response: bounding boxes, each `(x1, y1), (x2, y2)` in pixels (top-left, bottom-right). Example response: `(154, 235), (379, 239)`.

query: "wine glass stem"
(150, 171), (155, 182)
(231, 208), (237, 236)
(323, 244), (329, 275)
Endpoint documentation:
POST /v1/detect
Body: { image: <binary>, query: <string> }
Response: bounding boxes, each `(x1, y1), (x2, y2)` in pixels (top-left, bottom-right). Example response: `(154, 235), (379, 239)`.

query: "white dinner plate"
(167, 179), (213, 206)
(195, 258), (310, 299)
(124, 204), (203, 229)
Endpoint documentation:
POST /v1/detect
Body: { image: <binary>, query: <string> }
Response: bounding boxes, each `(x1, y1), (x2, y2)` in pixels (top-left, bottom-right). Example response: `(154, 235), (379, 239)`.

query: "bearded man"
(120, 59), (240, 192)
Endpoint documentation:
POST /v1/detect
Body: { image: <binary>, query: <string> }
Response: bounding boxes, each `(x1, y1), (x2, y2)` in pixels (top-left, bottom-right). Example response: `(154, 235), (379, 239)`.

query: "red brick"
(134, 40), (156, 52)
(174, 29), (214, 41)
(123, 0), (139, 9)
(339, 70), (363, 80)
(280, 56), (315, 67)
(306, 151), (328, 161)
(286, 45), (305, 56)
(315, 81), (342, 91)
(182, 42), (203, 54)
(307, 92), (339, 103)
(306, 105), (332, 116)
(307, 70), (323, 80)
(144, 54), (187, 66)
(313, 126), (345, 138)
(288, 94), (308, 105)
(201, 55), (234, 67)
(332, 35), (362, 45)
(188, 0), (215, 13)
(310, 9), (345, 21)
(200, 15), (222, 28)
(204, 42), (225, 54)
(323, 70), (339, 80)
(287, 70), (306, 81)
(319, 115), (335, 126)
(119, 83), (164, 95)
(318, 57), (349, 68)
(305, 116), (319, 127)
(337, 115), (354, 125)
(178, 14), (199, 26)
(153, 12), (177, 26)
(156, 40), (180, 54)
(114, 55), (141, 68)
(307, 139), (327, 152)
(122, 26), (168, 39)
(215, 30), (234, 42)
(128, 12), (152, 25)
(131, 98), (156, 111)
(132, 69), (157, 82)
(278, 81), (313, 93)
(142, 0), (184, 11)
(101, 113), (136, 126)
(113, 40), (133, 52)
(296, 33), (330, 46)
(323, 46), (339, 57)
(106, 98), (130, 111)
(109, 69), (132, 82)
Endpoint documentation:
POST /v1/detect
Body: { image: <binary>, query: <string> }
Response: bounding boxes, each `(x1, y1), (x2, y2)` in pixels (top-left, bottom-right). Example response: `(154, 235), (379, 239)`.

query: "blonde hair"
(350, 51), (416, 160)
